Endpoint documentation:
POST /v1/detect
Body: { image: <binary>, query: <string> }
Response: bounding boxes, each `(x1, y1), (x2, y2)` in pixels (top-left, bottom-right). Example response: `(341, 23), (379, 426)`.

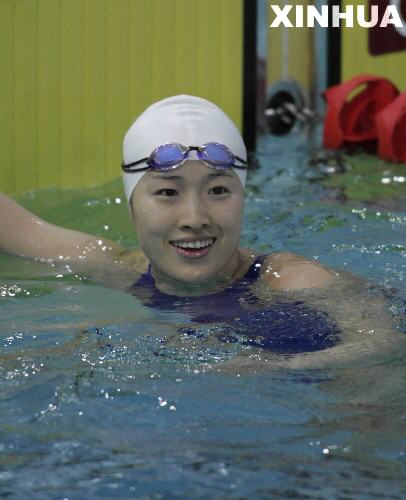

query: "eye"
(155, 188), (178, 197)
(209, 186), (229, 195)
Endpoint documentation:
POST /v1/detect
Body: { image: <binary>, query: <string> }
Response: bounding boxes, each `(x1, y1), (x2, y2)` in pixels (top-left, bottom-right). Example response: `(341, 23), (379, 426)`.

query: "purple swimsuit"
(131, 255), (341, 354)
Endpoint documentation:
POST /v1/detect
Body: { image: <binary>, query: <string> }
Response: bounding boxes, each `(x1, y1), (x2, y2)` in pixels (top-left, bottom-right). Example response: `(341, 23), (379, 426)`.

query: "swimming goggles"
(121, 142), (248, 172)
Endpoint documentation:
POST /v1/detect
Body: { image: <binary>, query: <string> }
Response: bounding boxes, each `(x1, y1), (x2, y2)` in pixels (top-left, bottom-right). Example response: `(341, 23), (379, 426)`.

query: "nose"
(178, 194), (210, 231)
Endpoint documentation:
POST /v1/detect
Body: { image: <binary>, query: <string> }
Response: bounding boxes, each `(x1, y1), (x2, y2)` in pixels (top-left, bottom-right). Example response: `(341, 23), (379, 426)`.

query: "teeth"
(172, 238), (214, 249)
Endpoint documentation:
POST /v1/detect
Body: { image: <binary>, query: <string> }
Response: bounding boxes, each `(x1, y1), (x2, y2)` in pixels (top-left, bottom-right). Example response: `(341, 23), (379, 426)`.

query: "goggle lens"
(151, 144), (185, 169)
(198, 143), (234, 169)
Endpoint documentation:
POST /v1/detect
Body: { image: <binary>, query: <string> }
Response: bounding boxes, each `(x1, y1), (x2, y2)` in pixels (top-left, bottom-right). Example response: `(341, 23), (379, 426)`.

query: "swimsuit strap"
(133, 264), (154, 287)
(242, 254), (267, 281)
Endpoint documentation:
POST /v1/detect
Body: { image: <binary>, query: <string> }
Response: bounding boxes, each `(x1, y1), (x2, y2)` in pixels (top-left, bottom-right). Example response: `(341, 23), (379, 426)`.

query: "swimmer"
(0, 95), (401, 367)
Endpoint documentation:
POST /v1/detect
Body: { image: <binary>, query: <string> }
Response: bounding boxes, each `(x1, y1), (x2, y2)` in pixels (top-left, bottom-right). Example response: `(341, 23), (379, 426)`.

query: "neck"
(151, 251), (243, 296)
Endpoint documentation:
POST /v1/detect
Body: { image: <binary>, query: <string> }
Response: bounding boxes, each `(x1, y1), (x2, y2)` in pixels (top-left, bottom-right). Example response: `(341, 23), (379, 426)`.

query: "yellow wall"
(342, 0), (406, 90)
(267, 0), (313, 94)
(0, 0), (243, 195)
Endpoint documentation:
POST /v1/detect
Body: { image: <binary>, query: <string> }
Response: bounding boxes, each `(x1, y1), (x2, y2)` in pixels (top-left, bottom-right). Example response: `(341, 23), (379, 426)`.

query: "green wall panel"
(14, 0), (38, 194)
(83, 0), (107, 187)
(0, 0), (243, 195)
(60, 0), (83, 188)
(105, 0), (130, 186)
(128, 0), (154, 115)
(38, 0), (60, 189)
(0, 0), (14, 194)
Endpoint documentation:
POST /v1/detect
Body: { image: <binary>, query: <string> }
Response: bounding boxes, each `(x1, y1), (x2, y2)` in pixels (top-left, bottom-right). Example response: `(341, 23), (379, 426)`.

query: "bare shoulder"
(260, 252), (336, 289)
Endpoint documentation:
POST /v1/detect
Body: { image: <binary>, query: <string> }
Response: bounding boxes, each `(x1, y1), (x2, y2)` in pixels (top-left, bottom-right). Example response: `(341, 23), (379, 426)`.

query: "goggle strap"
(234, 155), (248, 165)
(122, 159), (150, 172)
(122, 144), (248, 172)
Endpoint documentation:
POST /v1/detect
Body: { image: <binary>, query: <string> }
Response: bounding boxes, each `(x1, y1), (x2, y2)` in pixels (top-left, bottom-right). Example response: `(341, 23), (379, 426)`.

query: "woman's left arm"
(251, 253), (404, 368)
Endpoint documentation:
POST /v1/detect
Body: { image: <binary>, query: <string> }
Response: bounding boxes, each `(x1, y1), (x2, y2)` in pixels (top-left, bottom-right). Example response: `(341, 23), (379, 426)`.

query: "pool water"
(1, 134), (405, 498)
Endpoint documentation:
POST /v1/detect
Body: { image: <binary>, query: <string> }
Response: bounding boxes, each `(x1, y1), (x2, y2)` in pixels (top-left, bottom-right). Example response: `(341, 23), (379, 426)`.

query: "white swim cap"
(122, 95), (247, 202)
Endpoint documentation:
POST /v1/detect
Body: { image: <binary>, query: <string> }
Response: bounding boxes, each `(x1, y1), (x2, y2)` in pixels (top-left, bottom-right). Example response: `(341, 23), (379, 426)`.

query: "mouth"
(169, 238), (216, 259)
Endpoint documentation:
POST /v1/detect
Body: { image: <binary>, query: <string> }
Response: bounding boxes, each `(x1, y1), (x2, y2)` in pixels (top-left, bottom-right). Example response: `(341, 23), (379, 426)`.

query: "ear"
(127, 192), (136, 221)
(127, 202), (133, 220)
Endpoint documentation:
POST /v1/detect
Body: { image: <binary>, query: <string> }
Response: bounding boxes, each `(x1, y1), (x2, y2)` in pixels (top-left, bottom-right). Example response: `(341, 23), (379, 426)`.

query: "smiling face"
(130, 161), (245, 290)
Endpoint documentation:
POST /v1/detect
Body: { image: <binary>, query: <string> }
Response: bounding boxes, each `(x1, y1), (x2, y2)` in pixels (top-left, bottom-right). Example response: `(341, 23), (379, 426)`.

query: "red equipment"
(375, 92), (406, 162)
(323, 75), (399, 150)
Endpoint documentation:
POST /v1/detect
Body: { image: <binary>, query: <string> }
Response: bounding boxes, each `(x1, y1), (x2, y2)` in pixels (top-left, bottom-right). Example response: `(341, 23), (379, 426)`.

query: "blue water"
(1, 134), (405, 499)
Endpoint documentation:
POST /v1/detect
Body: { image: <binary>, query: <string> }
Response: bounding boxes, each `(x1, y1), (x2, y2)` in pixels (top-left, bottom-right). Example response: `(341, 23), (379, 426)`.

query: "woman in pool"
(0, 95), (399, 362)
(0, 95), (333, 288)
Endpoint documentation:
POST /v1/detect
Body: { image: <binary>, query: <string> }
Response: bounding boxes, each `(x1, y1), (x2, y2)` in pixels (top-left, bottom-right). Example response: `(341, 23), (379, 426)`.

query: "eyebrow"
(206, 171), (233, 178)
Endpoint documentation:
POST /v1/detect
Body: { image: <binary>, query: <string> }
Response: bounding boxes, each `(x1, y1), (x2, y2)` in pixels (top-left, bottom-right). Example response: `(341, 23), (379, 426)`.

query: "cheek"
(219, 197), (244, 229)
(133, 201), (172, 243)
